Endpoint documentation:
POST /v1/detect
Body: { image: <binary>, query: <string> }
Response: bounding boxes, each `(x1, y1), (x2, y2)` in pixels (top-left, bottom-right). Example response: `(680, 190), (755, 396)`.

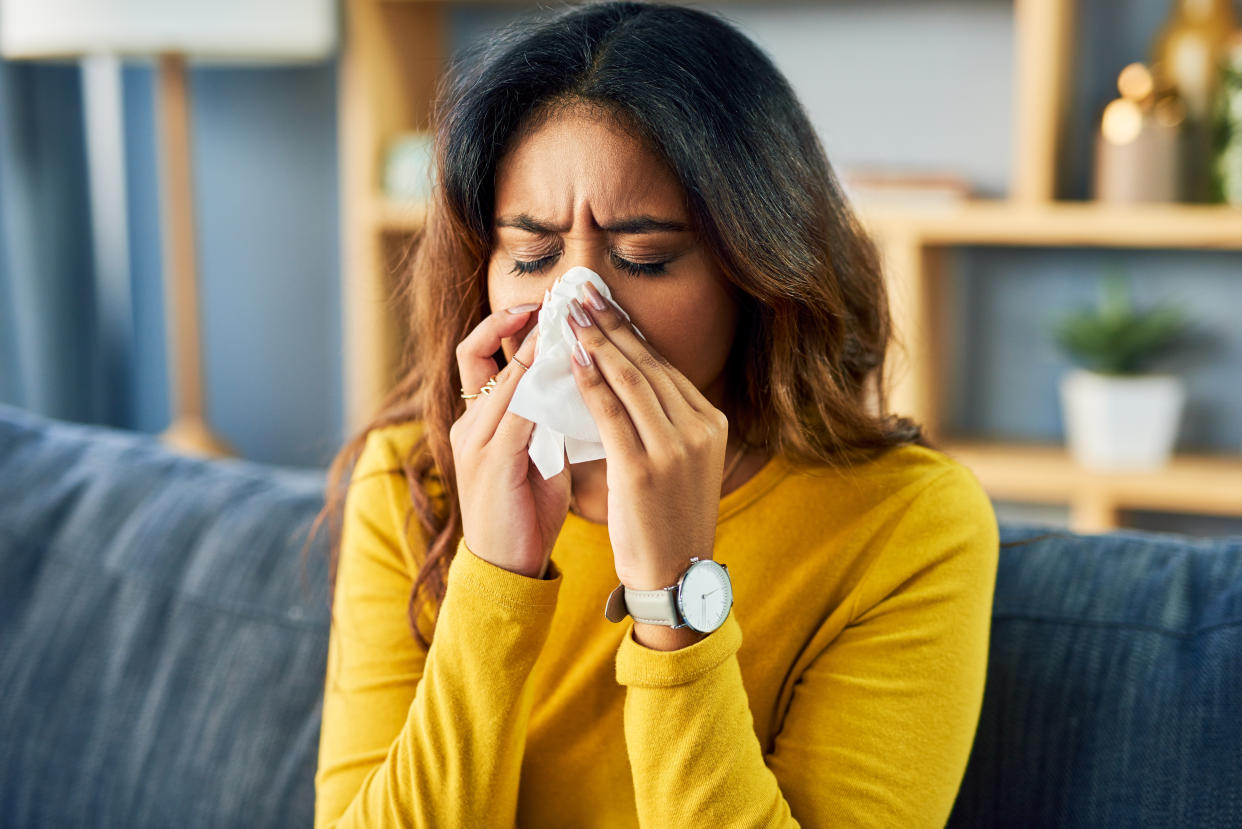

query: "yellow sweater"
(314, 421), (999, 828)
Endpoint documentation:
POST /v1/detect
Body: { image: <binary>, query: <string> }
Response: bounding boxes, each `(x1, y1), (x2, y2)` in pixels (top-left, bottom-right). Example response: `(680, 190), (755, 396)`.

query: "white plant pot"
(1059, 369), (1185, 470)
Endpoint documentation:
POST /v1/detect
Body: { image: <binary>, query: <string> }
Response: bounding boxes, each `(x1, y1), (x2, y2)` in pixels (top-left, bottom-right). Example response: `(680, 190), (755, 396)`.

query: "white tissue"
(507, 266), (640, 480)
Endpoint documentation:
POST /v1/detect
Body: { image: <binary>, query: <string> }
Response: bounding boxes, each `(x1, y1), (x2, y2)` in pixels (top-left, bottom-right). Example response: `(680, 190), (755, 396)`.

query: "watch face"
(678, 560), (732, 633)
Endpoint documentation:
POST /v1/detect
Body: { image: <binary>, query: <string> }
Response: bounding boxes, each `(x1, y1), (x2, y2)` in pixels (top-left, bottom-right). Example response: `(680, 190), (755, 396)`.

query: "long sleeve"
(614, 465), (999, 828)
(314, 432), (563, 829)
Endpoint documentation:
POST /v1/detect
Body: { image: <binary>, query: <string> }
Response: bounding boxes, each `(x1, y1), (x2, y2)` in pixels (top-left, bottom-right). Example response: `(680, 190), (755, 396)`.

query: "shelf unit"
(340, 0), (1242, 531)
(339, 0), (446, 434)
(858, 199), (1242, 532)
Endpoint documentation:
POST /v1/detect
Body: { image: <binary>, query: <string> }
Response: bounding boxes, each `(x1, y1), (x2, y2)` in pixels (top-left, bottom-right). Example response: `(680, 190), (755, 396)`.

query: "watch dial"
(679, 561), (732, 632)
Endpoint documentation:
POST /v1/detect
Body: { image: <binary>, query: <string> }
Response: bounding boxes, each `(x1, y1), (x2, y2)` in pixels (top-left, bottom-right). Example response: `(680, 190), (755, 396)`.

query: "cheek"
(486, 259), (522, 313)
(623, 289), (735, 389)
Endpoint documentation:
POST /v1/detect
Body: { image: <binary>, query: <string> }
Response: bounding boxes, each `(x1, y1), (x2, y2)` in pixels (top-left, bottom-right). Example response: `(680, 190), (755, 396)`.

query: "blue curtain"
(0, 59), (106, 425)
(0, 57), (343, 466)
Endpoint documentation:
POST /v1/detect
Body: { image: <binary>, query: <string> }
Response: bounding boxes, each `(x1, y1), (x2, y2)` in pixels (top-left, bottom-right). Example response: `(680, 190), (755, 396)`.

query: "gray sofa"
(1, 403), (1239, 828)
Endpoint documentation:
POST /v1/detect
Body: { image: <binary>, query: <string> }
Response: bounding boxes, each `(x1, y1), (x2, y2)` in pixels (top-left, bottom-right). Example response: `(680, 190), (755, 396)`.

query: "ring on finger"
(460, 373), (501, 400)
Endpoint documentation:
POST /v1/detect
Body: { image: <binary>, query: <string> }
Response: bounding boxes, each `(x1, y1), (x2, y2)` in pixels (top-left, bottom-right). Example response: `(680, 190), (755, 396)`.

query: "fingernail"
(573, 339), (592, 367)
(582, 282), (608, 312)
(507, 302), (540, 314)
(568, 298), (592, 327)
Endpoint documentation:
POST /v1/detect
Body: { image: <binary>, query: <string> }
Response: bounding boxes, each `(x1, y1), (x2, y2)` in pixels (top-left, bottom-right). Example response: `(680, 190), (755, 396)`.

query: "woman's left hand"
(566, 281), (730, 591)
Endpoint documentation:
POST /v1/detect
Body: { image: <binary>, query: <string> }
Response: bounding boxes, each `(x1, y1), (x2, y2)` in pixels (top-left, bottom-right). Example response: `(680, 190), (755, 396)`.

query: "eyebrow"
(495, 214), (690, 234)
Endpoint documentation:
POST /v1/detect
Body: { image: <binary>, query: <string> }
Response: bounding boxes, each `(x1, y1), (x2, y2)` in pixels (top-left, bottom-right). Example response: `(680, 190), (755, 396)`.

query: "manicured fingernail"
(582, 282), (608, 312)
(507, 302), (540, 314)
(573, 339), (592, 367)
(568, 298), (592, 327)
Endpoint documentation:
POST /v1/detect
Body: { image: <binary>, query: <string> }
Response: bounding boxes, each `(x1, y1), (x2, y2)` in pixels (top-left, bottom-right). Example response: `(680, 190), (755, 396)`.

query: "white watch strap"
(603, 581), (683, 626)
(623, 586), (681, 625)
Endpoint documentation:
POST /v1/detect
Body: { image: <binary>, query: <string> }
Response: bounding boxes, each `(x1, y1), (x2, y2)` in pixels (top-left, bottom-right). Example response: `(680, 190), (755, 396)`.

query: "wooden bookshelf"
(339, 0), (445, 434)
(340, 0), (1242, 531)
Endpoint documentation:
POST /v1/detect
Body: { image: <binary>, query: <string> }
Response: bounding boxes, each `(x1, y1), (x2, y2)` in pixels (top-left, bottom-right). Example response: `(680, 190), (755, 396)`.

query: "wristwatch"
(604, 557), (733, 634)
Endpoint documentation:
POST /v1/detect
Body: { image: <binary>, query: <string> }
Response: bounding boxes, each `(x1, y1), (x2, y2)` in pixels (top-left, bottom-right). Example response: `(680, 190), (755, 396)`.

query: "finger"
(568, 328), (646, 461)
(566, 297), (674, 452)
(458, 303), (540, 414)
(473, 318), (541, 447)
(577, 281), (714, 419)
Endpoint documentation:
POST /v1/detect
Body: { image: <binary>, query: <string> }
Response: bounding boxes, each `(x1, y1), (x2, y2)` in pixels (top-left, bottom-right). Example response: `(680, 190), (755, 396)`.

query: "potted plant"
(1052, 272), (1190, 470)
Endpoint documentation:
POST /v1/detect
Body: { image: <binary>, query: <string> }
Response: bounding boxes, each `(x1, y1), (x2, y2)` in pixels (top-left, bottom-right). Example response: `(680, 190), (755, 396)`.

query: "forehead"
(493, 106), (688, 222)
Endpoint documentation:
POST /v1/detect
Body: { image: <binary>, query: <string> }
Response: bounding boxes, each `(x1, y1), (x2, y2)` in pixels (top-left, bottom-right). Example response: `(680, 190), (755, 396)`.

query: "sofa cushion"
(0, 404), (331, 828)
(949, 525), (1242, 827)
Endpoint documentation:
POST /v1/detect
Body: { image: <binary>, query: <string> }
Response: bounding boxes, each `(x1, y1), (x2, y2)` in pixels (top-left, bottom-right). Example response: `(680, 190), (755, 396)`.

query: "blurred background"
(1, 0), (1240, 534)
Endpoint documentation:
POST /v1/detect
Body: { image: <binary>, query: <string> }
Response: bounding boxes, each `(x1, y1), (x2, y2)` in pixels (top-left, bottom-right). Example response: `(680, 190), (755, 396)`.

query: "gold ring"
(461, 373), (501, 400)
(512, 356), (530, 371)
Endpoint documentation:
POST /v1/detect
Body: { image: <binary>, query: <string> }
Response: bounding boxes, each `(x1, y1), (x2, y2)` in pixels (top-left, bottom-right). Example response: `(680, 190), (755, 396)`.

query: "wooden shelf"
(943, 440), (1242, 531)
(859, 200), (1242, 250)
(375, 197), (1242, 248)
(374, 197), (427, 234)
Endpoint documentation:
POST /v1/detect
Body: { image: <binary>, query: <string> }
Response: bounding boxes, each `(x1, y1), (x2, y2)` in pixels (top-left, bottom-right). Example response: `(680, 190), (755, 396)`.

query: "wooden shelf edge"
(942, 440), (1242, 518)
(373, 196), (428, 234)
(859, 200), (1242, 250)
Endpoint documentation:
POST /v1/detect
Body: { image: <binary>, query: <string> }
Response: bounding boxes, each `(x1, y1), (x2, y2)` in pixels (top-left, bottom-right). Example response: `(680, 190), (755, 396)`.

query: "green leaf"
(1050, 271), (1189, 375)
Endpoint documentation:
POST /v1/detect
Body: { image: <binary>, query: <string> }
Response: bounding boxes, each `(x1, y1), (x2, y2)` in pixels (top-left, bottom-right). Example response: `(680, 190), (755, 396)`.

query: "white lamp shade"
(0, 0), (337, 61)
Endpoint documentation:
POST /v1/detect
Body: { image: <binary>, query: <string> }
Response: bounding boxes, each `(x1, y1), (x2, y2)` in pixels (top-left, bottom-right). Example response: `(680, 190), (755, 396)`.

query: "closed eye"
(609, 251), (669, 276)
(509, 253), (559, 275)
(508, 250), (671, 277)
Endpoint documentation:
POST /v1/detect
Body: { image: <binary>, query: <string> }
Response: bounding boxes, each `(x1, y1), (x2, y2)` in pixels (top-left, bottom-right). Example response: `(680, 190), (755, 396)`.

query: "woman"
(312, 2), (998, 827)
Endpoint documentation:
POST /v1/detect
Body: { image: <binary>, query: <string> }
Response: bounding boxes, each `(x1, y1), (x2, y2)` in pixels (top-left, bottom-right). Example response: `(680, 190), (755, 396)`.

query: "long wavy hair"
(305, 0), (925, 650)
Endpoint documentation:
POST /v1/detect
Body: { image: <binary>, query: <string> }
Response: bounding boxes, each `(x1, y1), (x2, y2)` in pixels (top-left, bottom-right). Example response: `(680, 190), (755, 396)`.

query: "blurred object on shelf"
(839, 167), (970, 209)
(1093, 62), (1184, 203)
(1152, 0), (1237, 121)
(382, 131), (435, 205)
(1151, 0), (1237, 202)
(1052, 270), (1192, 471)
(1210, 31), (1242, 205)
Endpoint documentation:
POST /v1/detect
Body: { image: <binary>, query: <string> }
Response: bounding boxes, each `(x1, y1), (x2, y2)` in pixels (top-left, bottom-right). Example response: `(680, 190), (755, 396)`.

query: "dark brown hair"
(304, 1), (925, 650)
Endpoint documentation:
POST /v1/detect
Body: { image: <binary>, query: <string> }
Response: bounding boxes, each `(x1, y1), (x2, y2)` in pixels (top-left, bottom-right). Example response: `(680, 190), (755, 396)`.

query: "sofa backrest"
(948, 525), (1242, 827)
(1, 404), (1240, 827)
(0, 405), (331, 828)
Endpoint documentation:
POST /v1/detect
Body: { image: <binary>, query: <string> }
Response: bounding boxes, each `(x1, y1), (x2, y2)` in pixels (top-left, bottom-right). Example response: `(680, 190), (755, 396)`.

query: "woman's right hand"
(451, 304), (572, 579)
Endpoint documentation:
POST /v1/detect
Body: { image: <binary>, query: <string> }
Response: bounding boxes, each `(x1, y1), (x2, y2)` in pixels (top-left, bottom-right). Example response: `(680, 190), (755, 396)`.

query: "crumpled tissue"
(507, 266), (645, 480)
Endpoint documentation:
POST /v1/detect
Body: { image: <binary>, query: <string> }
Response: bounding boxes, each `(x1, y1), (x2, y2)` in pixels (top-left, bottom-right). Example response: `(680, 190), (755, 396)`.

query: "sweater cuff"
(615, 605), (742, 688)
(450, 537), (562, 611)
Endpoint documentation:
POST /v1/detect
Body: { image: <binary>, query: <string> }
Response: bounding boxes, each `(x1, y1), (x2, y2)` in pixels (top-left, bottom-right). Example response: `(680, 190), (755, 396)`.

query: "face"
(488, 105), (740, 414)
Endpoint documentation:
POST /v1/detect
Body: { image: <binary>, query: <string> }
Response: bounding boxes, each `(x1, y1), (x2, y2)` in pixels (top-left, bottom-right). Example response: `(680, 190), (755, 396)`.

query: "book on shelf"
(840, 167), (972, 210)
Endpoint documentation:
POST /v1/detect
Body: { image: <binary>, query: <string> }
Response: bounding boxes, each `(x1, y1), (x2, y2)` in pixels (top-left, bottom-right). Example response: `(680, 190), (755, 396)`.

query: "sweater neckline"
(563, 449), (791, 532)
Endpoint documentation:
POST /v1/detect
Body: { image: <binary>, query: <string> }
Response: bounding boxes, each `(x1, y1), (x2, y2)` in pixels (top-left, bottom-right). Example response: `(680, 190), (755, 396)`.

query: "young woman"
(312, 2), (998, 827)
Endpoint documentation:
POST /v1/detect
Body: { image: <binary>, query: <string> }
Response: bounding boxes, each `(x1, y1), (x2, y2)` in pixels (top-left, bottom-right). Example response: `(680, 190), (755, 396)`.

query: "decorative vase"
(1059, 369), (1186, 470)
(1150, 0), (1237, 202)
